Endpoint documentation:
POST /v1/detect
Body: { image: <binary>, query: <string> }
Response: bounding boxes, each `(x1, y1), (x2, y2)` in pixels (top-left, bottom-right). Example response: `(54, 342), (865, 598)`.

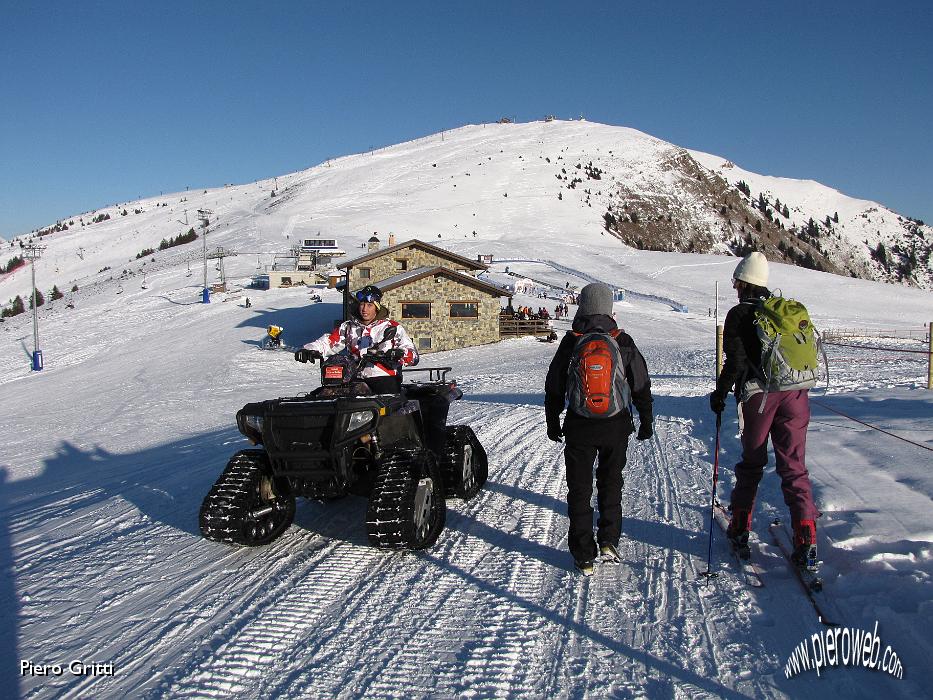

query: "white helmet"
(733, 252), (769, 287)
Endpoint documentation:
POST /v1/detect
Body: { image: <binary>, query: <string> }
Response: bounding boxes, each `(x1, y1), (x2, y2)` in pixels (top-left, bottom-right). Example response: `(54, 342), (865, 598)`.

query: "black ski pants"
(564, 436), (629, 562)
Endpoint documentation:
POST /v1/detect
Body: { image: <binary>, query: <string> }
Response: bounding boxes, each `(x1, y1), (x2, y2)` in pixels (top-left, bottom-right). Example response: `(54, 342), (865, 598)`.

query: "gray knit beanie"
(575, 282), (614, 318)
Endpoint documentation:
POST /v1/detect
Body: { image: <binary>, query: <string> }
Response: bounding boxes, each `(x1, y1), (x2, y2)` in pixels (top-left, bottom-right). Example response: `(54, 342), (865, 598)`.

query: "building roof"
(373, 266), (511, 298)
(338, 238), (488, 272)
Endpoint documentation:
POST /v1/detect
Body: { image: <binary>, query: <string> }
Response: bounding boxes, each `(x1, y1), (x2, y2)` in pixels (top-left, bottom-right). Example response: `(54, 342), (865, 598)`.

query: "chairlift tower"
(24, 243), (47, 370)
(197, 209), (213, 302)
(207, 247), (238, 291)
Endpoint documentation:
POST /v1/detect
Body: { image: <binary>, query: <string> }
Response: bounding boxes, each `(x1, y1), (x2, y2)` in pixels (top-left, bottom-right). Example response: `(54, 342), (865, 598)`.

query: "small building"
(267, 241), (341, 288)
(339, 238), (487, 296)
(298, 237), (346, 271)
(376, 266), (510, 353)
(338, 239), (511, 353)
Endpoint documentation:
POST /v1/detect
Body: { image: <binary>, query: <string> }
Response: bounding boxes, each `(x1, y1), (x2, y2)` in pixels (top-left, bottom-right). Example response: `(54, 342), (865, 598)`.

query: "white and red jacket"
(303, 318), (419, 378)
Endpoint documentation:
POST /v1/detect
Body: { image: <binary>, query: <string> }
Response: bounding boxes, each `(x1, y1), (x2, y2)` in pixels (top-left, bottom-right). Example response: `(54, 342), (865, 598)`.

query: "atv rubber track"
(366, 448), (446, 550)
(200, 450), (295, 546)
(440, 425), (489, 500)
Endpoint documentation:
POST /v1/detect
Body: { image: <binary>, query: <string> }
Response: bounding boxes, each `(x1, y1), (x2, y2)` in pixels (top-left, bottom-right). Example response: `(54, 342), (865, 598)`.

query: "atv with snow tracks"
(199, 351), (487, 550)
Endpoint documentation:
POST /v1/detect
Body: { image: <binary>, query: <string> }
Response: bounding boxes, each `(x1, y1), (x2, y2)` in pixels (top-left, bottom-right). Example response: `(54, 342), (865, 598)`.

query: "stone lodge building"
(338, 239), (511, 353)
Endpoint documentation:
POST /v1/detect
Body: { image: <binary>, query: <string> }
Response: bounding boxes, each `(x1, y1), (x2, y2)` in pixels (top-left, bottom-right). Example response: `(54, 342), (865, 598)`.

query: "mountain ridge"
(2, 120), (930, 309)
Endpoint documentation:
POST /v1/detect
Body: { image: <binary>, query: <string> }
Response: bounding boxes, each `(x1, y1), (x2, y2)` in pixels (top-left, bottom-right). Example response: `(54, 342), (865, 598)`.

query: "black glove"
(709, 391), (726, 414)
(384, 348), (405, 364)
(294, 349), (322, 363)
(636, 418), (653, 441)
(547, 425), (564, 443)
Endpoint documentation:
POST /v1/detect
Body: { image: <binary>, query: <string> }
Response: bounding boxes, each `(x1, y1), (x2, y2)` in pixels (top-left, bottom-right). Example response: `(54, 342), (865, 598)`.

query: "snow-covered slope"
(690, 149), (932, 287)
(1, 121), (932, 698)
(3, 120), (931, 317)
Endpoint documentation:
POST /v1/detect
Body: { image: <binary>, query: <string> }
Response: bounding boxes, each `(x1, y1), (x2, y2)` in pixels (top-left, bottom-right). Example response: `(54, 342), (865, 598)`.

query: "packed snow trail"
(3, 281), (929, 699)
(4, 342), (885, 699)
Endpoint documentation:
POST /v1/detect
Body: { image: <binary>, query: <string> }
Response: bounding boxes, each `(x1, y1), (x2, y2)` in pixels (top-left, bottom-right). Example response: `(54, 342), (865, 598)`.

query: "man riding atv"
(294, 285), (418, 394)
(294, 285), (452, 457)
(199, 284), (486, 550)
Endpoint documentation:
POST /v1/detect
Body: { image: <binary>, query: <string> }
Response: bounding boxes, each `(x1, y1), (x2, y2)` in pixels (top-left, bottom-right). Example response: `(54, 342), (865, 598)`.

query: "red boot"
(792, 519), (817, 569)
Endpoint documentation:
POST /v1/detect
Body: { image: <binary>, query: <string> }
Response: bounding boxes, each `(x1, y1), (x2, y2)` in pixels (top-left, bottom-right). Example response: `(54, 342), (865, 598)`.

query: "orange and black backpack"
(566, 330), (631, 418)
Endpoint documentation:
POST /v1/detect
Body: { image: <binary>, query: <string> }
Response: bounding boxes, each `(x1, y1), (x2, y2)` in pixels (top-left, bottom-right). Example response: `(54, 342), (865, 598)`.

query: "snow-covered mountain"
(1, 121), (932, 699)
(2, 120), (931, 314)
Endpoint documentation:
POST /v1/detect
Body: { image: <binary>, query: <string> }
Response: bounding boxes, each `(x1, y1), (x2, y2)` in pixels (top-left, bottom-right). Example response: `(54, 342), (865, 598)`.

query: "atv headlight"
(346, 410), (374, 433)
(244, 415), (264, 433)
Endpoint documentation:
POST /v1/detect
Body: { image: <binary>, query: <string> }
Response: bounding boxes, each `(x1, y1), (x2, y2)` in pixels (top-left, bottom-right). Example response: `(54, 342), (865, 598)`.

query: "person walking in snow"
(545, 283), (654, 575)
(708, 252), (820, 567)
(295, 284), (418, 394)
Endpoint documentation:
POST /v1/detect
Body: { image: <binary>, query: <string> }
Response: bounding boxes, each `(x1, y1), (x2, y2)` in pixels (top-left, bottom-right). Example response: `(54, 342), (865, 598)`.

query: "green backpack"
(754, 295), (823, 394)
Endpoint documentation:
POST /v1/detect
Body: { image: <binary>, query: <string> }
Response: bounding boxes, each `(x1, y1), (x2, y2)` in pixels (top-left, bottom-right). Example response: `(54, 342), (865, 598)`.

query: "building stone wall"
(381, 276), (503, 353)
(350, 246), (479, 288)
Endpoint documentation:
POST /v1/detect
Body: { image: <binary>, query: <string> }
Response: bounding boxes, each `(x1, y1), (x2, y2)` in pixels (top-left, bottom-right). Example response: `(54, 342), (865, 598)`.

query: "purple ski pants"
(729, 390), (819, 522)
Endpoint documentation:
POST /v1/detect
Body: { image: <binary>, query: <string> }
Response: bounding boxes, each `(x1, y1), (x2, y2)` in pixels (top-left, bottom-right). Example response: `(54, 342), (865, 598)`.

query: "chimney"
(388, 232), (396, 247)
(367, 233), (380, 252)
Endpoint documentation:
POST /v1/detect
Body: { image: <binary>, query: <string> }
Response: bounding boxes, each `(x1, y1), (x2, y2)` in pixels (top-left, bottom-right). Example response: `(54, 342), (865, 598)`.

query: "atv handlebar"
(359, 350), (405, 366)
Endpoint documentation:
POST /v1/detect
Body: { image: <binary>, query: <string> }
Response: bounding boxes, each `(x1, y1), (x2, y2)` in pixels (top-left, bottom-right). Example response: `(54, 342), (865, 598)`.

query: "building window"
(395, 258), (408, 271)
(359, 267), (371, 280)
(418, 337), (432, 350)
(449, 302), (479, 318)
(402, 302), (431, 319)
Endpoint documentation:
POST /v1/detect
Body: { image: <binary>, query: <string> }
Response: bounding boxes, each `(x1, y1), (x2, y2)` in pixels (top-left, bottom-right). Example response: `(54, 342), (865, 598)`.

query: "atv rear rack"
(405, 366), (453, 382)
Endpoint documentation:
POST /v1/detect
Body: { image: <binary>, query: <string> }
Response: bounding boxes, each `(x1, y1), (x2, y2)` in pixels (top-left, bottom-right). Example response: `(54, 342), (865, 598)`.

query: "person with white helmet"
(709, 252), (820, 567)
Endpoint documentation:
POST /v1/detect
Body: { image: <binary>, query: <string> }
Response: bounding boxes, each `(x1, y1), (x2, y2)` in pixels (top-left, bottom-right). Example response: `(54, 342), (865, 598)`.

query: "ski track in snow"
(8, 329), (928, 699)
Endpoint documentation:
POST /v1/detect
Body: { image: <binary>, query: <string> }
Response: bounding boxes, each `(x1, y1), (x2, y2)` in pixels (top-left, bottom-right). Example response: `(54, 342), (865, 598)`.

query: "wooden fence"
(822, 327), (930, 342)
(717, 323), (933, 389)
(499, 318), (554, 338)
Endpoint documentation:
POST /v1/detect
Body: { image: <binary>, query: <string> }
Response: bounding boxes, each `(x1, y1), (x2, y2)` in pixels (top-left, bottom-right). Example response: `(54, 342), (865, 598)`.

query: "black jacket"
(715, 289), (770, 398)
(545, 314), (653, 444)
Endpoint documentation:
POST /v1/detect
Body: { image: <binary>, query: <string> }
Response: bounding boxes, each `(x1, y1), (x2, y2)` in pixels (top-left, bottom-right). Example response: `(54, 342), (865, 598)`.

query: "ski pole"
(701, 412), (722, 581)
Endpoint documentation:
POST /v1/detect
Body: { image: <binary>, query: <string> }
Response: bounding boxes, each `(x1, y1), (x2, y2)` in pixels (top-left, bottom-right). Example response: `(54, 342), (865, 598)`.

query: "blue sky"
(2, 1), (931, 238)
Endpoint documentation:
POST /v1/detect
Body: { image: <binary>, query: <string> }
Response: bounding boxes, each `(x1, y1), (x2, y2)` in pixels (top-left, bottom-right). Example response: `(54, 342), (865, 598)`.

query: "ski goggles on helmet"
(355, 286), (383, 303)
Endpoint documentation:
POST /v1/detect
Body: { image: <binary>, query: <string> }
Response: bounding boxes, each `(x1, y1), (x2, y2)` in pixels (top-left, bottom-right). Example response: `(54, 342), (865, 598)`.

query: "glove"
(547, 425), (564, 443)
(294, 349), (322, 363)
(384, 348), (405, 364)
(636, 419), (653, 441)
(709, 391), (726, 414)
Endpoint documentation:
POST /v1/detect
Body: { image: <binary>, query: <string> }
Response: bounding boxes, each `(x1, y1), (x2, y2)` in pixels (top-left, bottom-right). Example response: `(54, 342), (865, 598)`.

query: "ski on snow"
(711, 501), (765, 588)
(768, 519), (838, 627)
